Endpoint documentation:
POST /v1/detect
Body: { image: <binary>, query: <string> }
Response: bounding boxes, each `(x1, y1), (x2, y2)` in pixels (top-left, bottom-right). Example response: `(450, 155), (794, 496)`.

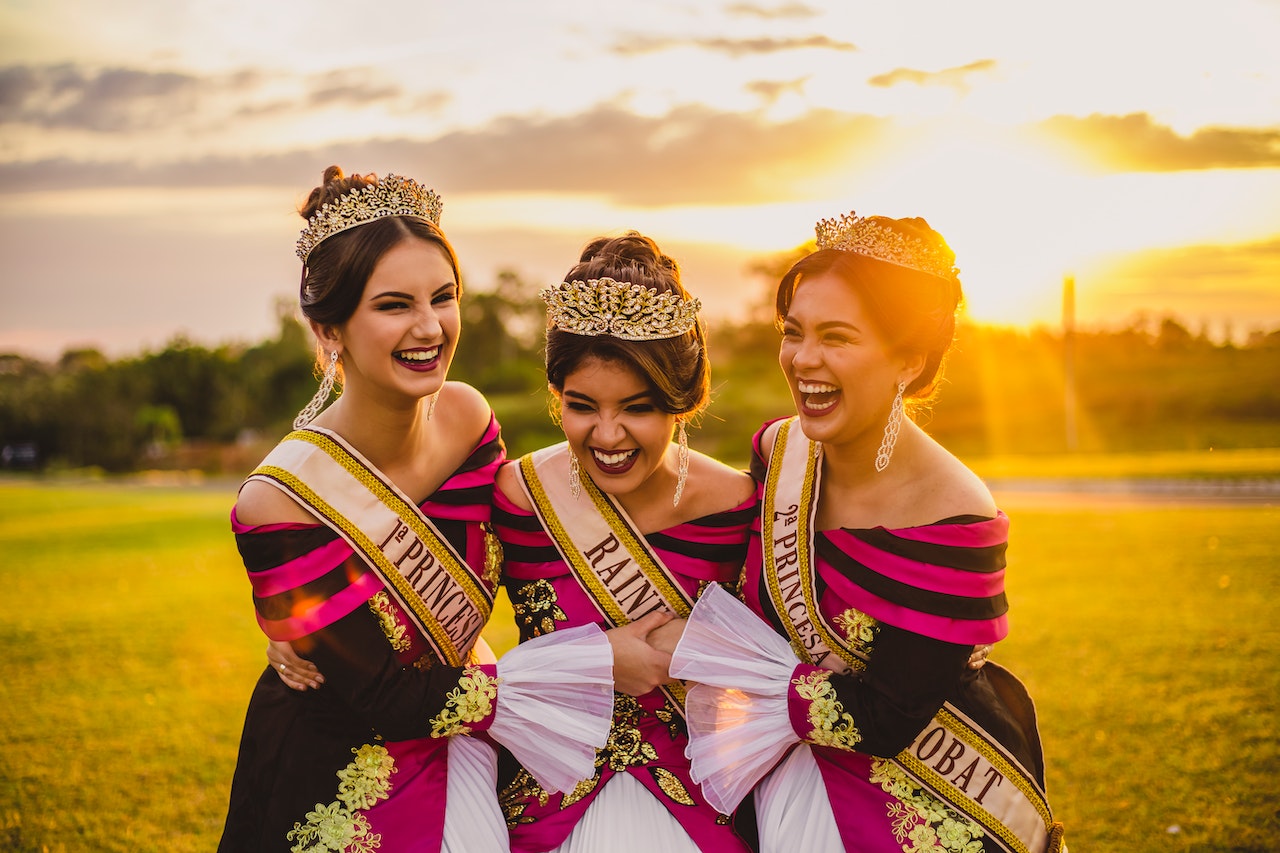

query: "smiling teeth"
(397, 348), (439, 361)
(593, 449), (636, 466)
(798, 381), (838, 394)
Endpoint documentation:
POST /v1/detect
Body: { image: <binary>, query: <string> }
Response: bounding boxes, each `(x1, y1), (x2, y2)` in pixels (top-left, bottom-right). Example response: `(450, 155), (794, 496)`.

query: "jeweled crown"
(296, 173), (443, 261)
(541, 278), (702, 341)
(815, 211), (958, 281)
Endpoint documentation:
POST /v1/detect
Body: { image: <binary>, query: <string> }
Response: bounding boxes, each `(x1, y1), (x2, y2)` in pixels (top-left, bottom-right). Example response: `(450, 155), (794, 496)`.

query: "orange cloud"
(867, 59), (998, 93)
(1033, 113), (1280, 171)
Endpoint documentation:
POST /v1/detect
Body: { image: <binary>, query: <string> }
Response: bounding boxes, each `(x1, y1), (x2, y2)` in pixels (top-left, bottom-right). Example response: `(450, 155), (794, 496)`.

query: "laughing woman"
(670, 213), (1066, 852)
(492, 232), (758, 853)
(218, 167), (613, 853)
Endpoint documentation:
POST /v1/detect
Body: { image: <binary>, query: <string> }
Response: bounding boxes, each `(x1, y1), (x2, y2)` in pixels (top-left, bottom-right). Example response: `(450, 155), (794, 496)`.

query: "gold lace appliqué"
(483, 523), (503, 587)
(871, 759), (986, 853)
(428, 666), (500, 737)
(368, 591), (411, 653)
(792, 669), (862, 751)
(286, 743), (395, 852)
(834, 606), (880, 655)
(512, 578), (568, 638)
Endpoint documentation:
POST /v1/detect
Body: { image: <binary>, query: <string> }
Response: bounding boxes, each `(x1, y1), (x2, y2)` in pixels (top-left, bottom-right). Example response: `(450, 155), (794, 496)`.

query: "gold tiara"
(296, 173), (443, 261)
(815, 211), (958, 281)
(541, 278), (702, 341)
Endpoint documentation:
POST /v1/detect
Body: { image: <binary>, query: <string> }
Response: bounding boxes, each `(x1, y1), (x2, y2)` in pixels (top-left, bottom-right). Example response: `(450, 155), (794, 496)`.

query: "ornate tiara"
(541, 278), (702, 341)
(296, 173), (444, 261)
(815, 211), (958, 281)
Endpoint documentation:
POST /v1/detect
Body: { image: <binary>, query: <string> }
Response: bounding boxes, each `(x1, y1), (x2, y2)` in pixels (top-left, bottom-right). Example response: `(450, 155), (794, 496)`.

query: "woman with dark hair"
(669, 213), (1065, 852)
(219, 167), (613, 853)
(492, 232), (759, 852)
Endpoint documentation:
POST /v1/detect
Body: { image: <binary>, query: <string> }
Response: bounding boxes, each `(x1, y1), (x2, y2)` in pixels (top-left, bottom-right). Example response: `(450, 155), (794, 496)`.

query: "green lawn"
(1, 479), (1277, 851)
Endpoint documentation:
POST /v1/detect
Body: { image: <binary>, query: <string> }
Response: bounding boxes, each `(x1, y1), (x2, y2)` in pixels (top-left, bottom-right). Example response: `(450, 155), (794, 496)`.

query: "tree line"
(2, 270), (1278, 474)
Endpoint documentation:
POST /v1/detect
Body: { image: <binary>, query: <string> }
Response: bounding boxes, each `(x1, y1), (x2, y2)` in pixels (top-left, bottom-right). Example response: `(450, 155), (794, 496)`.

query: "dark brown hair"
(298, 165), (461, 328)
(546, 232), (709, 417)
(775, 216), (963, 403)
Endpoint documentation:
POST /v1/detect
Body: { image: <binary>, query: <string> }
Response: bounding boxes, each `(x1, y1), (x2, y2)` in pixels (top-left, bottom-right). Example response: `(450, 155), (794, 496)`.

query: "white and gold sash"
(760, 418), (1063, 853)
(248, 427), (493, 668)
(517, 443), (693, 709)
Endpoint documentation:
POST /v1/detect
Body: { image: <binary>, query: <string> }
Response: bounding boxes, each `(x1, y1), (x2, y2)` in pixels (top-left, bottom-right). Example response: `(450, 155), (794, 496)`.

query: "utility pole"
(1063, 274), (1078, 451)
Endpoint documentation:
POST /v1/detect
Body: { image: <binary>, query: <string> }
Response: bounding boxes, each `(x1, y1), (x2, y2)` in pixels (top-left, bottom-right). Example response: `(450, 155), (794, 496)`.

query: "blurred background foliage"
(2, 259), (1278, 476)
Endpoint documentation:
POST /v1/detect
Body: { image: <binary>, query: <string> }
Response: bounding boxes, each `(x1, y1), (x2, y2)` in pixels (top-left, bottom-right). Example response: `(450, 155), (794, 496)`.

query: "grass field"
(1, 477), (1277, 851)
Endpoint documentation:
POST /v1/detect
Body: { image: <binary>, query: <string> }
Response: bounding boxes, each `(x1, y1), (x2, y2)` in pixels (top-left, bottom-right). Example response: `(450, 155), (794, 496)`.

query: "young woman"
(670, 213), (1065, 852)
(219, 167), (613, 853)
(491, 233), (759, 852)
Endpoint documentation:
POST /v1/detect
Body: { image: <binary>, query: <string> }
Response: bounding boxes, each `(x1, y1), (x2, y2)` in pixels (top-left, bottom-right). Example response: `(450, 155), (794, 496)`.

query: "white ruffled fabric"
(669, 582), (804, 815)
(442, 736), (508, 852)
(491, 622), (615, 794)
(547, 772), (703, 853)
(754, 744), (842, 851)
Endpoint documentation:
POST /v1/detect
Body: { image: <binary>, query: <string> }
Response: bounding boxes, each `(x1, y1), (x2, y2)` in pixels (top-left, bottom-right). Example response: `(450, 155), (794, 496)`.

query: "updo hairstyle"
(546, 232), (710, 418)
(298, 165), (461, 328)
(775, 216), (963, 405)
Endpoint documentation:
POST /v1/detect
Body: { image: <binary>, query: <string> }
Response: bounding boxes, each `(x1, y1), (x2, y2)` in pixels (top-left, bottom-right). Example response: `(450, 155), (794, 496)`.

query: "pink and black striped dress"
(219, 415), (613, 853)
(672, 420), (1052, 852)
(492, 484), (759, 853)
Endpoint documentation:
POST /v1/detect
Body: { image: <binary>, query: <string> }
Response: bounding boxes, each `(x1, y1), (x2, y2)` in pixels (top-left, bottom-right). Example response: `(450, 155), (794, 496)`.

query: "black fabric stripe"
(499, 541), (561, 563)
(238, 525), (339, 570)
(851, 527), (1006, 574)
(428, 483), (496, 506)
(682, 503), (757, 528)
(491, 505), (544, 532)
(816, 538), (1008, 621)
(646, 531), (749, 564)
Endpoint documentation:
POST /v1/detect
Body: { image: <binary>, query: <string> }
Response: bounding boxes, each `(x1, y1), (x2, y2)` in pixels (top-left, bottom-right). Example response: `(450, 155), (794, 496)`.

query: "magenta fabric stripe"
(880, 511), (1009, 547)
(247, 537), (355, 597)
(822, 530), (1007, 599)
(827, 583), (1009, 645)
(255, 572), (384, 641)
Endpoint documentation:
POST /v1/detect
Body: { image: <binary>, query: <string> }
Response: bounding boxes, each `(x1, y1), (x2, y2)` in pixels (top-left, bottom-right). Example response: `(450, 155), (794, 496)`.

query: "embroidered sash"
(247, 427), (493, 668)
(517, 442), (692, 710)
(760, 418), (1062, 853)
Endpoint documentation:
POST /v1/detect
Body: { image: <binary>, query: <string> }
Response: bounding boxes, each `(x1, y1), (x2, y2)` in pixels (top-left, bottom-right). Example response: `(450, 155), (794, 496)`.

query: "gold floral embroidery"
(428, 667), (500, 737)
(286, 743), (395, 852)
(512, 579), (568, 637)
(651, 767), (696, 806)
(557, 772), (599, 809)
(602, 694), (660, 771)
(483, 523), (503, 587)
(367, 592), (411, 653)
(870, 759), (986, 853)
(499, 767), (550, 826)
(834, 606), (880, 653)
(792, 669), (862, 751)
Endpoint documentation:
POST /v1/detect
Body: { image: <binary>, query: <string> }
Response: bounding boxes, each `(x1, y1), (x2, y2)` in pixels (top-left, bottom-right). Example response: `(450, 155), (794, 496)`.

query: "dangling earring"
(426, 391), (439, 421)
(294, 350), (339, 429)
(875, 381), (905, 472)
(569, 451), (582, 500)
(673, 421), (690, 507)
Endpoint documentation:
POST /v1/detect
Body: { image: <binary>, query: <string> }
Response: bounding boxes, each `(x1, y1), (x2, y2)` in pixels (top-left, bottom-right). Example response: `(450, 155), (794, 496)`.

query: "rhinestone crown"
(542, 278), (702, 341)
(815, 211), (958, 281)
(296, 173), (443, 261)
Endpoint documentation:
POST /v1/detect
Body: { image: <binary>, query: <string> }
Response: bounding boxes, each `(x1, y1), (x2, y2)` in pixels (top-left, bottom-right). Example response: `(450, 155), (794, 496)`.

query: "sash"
(517, 443), (693, 711)
(760, 418), (1063, 853)
(247, 427), (493, 668)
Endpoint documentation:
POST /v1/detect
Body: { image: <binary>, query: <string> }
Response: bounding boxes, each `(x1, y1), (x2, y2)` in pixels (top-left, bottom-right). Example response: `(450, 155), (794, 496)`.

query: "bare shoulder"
(235, 477), (318, 526)
(495, 461), (533, 511)
(693, 451), (755, 505)
(912, 440), (997, 520)
(438, 381), (491, 434)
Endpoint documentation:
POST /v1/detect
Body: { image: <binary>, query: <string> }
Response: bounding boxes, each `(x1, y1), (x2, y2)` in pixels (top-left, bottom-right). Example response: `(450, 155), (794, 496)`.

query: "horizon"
(2, 1), (1278, 360)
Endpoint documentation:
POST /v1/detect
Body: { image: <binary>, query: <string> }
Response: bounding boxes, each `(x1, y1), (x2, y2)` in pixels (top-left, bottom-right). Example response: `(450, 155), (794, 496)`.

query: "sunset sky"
(2, 0), (1278, 359)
